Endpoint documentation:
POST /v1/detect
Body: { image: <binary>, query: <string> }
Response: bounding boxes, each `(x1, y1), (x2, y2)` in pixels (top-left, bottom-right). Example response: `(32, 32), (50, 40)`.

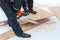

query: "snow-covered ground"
(0, 7), (7, 22)
(34, 0), (60, 6)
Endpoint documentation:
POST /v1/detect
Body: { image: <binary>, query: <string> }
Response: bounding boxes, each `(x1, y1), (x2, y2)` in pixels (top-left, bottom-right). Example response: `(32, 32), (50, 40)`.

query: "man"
(0, 0), (31, 38)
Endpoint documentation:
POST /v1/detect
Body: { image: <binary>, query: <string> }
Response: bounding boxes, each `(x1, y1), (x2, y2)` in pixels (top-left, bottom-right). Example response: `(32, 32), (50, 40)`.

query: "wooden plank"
(0, 30), (14, 40)
(26, 6), (54, 20)
(48, 6), (60, 20)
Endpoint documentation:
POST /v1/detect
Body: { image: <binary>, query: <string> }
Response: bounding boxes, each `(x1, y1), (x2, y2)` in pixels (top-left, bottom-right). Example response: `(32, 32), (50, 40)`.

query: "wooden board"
(26, 6), (54, 20)
(48, 6), (60, 20)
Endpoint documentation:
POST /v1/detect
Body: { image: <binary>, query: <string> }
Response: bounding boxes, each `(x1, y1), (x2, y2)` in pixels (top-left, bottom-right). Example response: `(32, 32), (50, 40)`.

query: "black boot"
(29, 9), (37, 14)
(17, 33), (31, 38)
(24, 10), (29, 15)
(23, 7), (29, 15)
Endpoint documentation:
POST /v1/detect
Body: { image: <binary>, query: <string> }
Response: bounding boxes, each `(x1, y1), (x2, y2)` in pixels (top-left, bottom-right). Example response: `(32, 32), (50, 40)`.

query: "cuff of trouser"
(13, 6), (19, 11)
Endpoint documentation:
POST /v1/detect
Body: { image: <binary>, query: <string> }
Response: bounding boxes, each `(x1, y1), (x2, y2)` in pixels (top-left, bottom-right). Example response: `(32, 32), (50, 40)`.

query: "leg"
(1, 2), (23, 35)
(27, 0), (33, 10)
(27, 0), (37, 14)
(22, 0), (29, 15)
(1, 2), (31, 38)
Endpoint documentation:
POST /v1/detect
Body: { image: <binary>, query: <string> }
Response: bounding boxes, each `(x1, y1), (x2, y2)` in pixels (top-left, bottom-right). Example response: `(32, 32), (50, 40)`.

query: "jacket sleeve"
(12, 0), (21, 11)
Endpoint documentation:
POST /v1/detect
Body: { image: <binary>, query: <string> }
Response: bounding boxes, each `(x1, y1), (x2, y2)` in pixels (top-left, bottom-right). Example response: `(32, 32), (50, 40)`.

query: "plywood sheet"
(26, 6), (54, 20)
(48, 6), (60, 20)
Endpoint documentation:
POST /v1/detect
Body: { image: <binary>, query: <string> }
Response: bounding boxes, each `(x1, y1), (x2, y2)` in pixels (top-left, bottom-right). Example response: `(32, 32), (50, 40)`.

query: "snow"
(34, 0), (60, 6)
(0, 7), (7, 22)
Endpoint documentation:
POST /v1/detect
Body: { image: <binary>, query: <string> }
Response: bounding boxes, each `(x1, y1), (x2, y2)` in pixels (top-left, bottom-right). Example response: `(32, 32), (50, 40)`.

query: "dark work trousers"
(27, 0), (33, 10)
(22, 0), (28, 11)
(22, 0), (33, 10)
(0, 0), (23, 35)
